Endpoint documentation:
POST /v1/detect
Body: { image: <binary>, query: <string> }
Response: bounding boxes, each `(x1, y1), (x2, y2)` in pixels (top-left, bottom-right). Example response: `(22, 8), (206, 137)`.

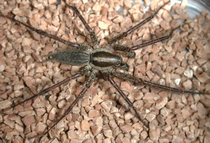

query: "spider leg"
(108, 76), (148, 131)
(67, 5), (99, 46)
(33, 86), (89, 141)
(131, 28), (178, 51)
(112, 70), (210, 95)
(113, 27), (178, 54)
(0, 72), (82, 113)
(1, 66), (90, 113)
(113, 45), (136, 58)
(32, 69), (97, 141)
(108, 1), (170, 45)
(0, 14), (79, 48)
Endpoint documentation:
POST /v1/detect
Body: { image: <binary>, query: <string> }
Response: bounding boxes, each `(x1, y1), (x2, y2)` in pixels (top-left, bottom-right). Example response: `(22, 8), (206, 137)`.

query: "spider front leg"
(112, 71), (210, 95)
(130, 27), (179, 51)
(112, 26), (178, 57)
(67, 5), (99, 47)
(108, 1), (170, 45)
(0, 14), (80, 48)
(110, 69), (209, 137)
(112, 45), (136, 58)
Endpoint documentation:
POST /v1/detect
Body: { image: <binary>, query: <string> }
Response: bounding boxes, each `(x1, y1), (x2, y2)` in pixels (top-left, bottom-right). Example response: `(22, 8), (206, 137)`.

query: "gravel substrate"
(0, 0), (210, 143)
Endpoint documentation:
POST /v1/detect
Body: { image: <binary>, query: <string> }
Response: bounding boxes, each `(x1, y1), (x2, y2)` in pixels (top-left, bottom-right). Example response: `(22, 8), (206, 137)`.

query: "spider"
(0, 0), (209, 142)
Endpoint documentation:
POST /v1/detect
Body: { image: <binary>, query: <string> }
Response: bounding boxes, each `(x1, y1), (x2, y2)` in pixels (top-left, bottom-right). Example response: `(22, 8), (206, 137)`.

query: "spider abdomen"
(48, 50), (90, 65)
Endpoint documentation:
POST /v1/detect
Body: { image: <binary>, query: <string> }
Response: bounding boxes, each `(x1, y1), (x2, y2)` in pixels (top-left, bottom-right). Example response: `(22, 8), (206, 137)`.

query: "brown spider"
(0, 0), (209, 142)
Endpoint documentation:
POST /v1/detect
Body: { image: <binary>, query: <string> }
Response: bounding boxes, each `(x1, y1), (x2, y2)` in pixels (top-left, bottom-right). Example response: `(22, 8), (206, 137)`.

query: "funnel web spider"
(0, 0), (209, 142)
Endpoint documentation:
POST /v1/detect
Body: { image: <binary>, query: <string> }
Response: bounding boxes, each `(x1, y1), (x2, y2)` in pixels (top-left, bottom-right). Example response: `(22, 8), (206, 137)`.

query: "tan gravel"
(0, 0), (210, 143)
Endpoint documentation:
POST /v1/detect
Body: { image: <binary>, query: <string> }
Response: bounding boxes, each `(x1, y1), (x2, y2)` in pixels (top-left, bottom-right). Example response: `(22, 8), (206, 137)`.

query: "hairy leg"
(108, 76), (149, 131)
(131, 27), (178, 51)
(0, 65), (91, 113)
(34, 86), (88, 141)
(108, 1), (170, 45)
(0, 14), (80, 48)
(112, 70), (210, 95)
(34, 69), (97, 141)
(112, 27), (178, 55)
(0, 73), (82, 114)
(67, 5), (99, 47)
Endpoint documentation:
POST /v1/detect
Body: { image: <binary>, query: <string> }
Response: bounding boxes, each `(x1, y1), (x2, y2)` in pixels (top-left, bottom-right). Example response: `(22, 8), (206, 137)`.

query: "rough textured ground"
(0, 0), (210, 143)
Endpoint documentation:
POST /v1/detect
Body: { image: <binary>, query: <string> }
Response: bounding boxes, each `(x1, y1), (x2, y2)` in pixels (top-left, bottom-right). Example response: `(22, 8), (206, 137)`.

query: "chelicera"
(0, 1), (209, 141)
